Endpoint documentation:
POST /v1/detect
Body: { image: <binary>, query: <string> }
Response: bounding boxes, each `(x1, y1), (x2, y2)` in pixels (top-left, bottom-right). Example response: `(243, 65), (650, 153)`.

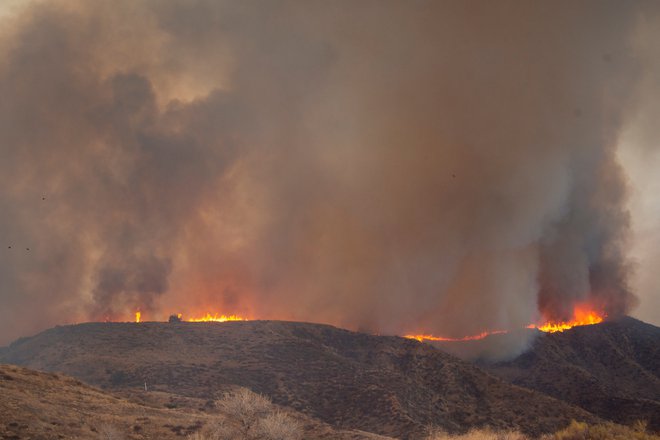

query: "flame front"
(406, 305), (606, 343)
(129, 305), (602, 342)
(405, 329), (509, 342)
(185, 312), (246, 322)
(527, 306), (604, 333)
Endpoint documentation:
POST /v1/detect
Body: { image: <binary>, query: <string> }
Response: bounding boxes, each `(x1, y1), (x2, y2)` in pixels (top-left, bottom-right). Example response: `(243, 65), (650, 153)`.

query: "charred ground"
(0, 320), (597, 439)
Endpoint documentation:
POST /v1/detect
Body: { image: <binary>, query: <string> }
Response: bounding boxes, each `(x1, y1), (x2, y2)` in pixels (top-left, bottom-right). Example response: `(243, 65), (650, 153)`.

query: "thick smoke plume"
(0, 0), (654, 353)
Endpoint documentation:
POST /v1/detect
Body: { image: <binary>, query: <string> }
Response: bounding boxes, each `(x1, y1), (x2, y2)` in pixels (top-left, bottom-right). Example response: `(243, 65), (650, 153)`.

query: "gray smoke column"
(0, 0), (653, 354)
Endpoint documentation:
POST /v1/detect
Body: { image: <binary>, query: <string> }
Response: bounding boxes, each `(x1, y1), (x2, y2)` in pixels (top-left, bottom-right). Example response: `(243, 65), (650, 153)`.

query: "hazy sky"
(0, 0), (658, 354)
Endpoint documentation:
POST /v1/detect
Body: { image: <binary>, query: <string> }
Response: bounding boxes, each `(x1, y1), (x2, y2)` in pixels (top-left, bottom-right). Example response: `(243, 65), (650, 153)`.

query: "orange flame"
(406, 306), (606, 343)
(405, 329), (509, 342)
(135, 311), (141, 323)
(184, 312), (246, 322)
(527, 306), (604, 333)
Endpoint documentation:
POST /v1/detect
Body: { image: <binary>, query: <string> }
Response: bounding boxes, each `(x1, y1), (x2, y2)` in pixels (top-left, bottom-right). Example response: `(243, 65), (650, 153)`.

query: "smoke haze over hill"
(0, 0), (658, 351)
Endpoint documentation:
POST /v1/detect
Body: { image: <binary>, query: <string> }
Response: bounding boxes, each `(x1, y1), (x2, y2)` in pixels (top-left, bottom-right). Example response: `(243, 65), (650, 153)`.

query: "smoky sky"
(0, 0), (656, 353)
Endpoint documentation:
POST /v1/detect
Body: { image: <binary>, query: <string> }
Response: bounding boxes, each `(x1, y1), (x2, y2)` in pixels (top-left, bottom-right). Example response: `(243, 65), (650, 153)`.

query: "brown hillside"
(0, 363), (392, 440)
(479, 317), (660, 431)
(0, 320), (597, 439)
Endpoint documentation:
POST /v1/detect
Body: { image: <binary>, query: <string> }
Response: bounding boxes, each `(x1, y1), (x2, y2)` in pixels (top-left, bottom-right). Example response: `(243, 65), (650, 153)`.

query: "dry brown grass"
(97, 423), (125, 440)
(541, 420), (660, 440)
(424, 421), (660, 440)
(426, 426), (527, 440)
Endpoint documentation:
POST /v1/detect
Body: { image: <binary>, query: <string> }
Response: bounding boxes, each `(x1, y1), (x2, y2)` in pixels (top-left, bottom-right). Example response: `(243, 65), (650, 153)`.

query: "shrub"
(216, 388), (272, 438)
(257, 411), (303, 440)
(192, 388), (305, 440)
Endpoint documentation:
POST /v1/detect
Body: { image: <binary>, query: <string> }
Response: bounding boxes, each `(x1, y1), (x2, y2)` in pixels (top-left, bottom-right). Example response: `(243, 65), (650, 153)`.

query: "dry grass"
(541, 420), (660, 440)
(426, 426), (526, 440)
(424, 421), (660, 440)
(97, 423), (124, 440)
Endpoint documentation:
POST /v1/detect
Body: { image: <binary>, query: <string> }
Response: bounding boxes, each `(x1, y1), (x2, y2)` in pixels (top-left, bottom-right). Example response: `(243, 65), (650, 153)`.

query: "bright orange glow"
(184, 312), (246, 322)
(405, 329), (508, 342)
(406, 305), (606, 343)
(528, 306), (605, 333)
(135, 311), (141, 323)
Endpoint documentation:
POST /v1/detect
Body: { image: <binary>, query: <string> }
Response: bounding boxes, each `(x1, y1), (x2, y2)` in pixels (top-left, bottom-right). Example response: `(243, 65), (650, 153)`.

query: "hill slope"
(0, 320), (595, 439)
(0, 363), (392, 440)
(480, 317), (660, 431)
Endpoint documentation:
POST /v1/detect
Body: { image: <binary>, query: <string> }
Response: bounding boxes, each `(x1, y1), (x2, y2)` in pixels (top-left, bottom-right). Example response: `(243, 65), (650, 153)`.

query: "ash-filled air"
(0, 0), (656, 354)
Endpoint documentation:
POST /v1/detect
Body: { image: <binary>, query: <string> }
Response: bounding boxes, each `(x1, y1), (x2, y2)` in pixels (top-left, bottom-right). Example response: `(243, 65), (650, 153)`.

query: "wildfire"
(130, 310), (246, 323)
(406, 306), (606, 343)
(185, 312), (246, 322)
(527, 306), (604, 333)
(405, 330), (509, 342)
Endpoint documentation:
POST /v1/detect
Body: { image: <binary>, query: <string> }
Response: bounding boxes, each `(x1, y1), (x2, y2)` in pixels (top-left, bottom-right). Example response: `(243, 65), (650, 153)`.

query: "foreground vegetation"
(182, 389), (660, 440)
(425, 420), (660, 440)
(185, 388), (302, 440)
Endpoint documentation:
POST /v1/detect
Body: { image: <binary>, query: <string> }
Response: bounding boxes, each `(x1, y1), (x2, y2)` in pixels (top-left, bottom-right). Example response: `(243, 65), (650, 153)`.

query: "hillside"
(0, 320), (596, 439)
(0, 363), (392, 440)
(477, 317), (660, 431)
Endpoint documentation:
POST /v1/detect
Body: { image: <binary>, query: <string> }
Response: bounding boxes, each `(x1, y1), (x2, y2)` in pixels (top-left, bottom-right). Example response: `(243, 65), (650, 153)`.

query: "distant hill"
(0, 320), (596, 439)
(475, 317), (660, 431)
(0, 363), (392, 440)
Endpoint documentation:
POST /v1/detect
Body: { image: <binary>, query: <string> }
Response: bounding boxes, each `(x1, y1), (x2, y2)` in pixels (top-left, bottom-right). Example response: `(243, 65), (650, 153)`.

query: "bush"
(186, 388), (302, 440)
(257, 412), (302, 440)
(216, 388), (272, 438)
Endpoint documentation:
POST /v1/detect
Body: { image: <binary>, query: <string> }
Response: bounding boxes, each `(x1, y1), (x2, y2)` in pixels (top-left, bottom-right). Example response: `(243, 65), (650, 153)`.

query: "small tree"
(216, 388), (272, 439)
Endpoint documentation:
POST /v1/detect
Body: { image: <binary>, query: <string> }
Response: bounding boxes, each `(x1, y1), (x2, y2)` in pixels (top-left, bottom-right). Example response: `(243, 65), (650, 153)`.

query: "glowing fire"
(185, 313), (246, 322)
(406, 306), (606, 343)
(135, 311), (141, 323)
(405, 330), (509, 342)
(527, 307), (604, 333)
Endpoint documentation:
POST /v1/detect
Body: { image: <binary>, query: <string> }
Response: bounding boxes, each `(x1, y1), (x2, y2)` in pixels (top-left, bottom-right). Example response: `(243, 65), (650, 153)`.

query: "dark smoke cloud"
(0, 0), (655, 354)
